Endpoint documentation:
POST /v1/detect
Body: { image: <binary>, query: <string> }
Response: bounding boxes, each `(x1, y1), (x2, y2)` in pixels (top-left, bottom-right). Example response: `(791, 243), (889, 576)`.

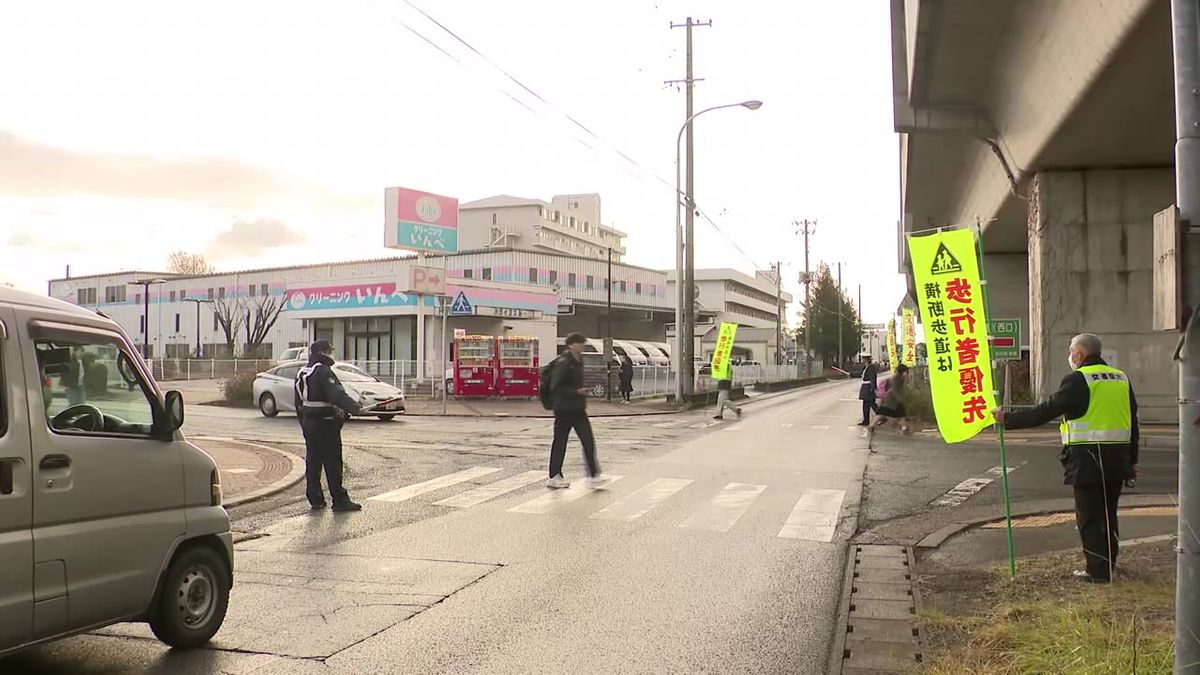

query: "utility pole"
(773, 262), (783, 365)
(837, 262), (844, 369)
(606, 246), (613, 403)
(858, 283), (863, 362)
(1170, 0), (1200, 667)
(795, 219), (815, 375)
(671, 16), (710, 397)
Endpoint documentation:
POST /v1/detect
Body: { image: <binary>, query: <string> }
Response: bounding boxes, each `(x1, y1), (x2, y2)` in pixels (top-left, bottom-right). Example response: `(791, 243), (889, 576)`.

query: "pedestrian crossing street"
(367, 466), (850, 542)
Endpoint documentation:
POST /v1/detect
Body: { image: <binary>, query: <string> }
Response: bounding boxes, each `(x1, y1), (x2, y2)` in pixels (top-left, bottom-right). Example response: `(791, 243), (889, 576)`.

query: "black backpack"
(538, 356), (561, 410)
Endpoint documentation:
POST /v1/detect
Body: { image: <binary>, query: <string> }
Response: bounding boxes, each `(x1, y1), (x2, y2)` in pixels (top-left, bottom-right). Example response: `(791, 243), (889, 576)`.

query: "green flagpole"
(973, 217), (1017, 579)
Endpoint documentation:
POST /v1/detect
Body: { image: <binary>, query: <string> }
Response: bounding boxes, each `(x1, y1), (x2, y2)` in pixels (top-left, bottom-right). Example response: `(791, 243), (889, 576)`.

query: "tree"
(167, 251), (215, 275)
(243, 293), (285, 357)
(797, 264), (862, 367)
(211, 296), (245, 357)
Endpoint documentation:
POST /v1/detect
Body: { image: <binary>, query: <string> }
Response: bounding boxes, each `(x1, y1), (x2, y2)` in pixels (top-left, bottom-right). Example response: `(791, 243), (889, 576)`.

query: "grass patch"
(919, 541), (1177, 674)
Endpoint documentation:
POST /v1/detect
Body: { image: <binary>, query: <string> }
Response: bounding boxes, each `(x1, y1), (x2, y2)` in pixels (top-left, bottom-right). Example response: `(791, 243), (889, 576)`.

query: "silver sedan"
(253, 361), (406, 421)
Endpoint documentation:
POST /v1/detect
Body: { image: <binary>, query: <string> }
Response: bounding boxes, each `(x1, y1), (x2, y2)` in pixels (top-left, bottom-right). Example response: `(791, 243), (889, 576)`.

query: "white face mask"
(1067, 352), (1078, 371)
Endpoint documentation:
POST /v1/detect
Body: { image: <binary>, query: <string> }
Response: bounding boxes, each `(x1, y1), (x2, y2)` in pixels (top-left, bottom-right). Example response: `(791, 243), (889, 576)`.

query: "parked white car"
(275, 346), (306, 365)
(254, 361), (405, 420)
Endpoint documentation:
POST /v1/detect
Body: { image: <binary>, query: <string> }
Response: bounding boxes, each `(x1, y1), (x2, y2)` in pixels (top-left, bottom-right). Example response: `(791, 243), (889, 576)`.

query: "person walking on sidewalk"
(547, 332), (603, 489)
(865, 364), (910, 449)
(619, 355), (634, 403)
(295, 339), (364, 512)
(993, 333), (1138, 584)
(713, 377), (743, 420)
(858, 355), (879, 426)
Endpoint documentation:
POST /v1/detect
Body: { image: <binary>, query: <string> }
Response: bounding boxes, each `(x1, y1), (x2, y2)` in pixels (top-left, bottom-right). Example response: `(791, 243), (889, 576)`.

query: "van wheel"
(377, 414), (396, 421)
(149, 546), (230, 649)
(258, 393), (278, 417)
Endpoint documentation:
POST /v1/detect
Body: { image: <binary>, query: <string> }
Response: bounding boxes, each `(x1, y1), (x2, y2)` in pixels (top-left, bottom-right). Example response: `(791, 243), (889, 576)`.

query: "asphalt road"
(3, 382), (872, 674)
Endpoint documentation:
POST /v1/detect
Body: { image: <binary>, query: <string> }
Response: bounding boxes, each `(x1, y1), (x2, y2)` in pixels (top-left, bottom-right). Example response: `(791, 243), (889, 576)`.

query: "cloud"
(0, 131), (290, 208)
(206, 218), (308, 258)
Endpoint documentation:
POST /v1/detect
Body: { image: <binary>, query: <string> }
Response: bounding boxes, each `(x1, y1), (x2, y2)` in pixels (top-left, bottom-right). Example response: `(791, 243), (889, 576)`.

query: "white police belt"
(1061, 422), (1131, 444)
(302, 401), (334, 408)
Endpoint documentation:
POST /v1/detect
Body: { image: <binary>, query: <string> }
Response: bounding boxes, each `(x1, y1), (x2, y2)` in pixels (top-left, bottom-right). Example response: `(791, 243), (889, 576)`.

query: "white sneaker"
(585, 475), (610, 490)
(546, 475), (571, 489)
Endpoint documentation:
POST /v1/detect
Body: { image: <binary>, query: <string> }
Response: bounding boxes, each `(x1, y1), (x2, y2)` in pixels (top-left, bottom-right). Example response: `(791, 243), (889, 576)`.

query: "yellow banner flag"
(886, 318), (898, 369)
(710, 322), (738, 380)
(901, 307), (917, 367)
(907, 228), (996, 443)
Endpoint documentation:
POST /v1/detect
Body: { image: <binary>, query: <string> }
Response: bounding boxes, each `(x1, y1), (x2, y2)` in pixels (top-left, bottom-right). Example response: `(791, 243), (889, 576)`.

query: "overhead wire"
(391, 0), (770, 273)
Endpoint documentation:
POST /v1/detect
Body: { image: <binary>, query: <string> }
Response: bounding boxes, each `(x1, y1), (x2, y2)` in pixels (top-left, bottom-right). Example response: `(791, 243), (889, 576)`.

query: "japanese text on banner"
(906, 228), (997, 443)
(886, 318), (898, 369)
(901, 308), (917, 367)
(710, 322), (738, 380)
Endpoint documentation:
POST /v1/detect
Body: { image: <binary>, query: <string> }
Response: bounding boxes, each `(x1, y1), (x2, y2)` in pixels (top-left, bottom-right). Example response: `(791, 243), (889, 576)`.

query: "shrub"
(221, 371), (256, 406)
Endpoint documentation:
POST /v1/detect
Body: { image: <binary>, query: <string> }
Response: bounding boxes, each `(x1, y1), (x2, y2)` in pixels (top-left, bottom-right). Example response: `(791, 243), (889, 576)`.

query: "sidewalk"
(190, 436), (305, 506)
(915, 422), (1179, 448)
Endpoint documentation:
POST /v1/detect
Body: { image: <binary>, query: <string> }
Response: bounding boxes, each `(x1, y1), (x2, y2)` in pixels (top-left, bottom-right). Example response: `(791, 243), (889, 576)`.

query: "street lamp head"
(741, 100), (763, 110)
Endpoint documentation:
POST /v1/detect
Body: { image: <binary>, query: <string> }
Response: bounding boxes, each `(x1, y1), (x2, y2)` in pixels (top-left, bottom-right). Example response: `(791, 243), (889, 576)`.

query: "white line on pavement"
(781, 423), (794, 429)
(931, 463), (1025, 507)
(591, 478), (693, 522)
(680, 483), (767, 533)
(777, 489), (846, 542)
(369, 466), (502, 503)
(433, 470), (546, 508)
(507, 475), (625, 514)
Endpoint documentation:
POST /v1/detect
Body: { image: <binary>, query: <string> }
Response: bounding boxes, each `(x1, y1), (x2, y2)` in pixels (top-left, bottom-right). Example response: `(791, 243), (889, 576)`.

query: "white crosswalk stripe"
(434, 470), (547, 508)
(507, 476), (626, 514)
(652, 421), (682, 428)
(777, 489), (846, 542)
(591, 478), (693, 522)
(680, 483), (766, 532)
(369, 466), (502, 503)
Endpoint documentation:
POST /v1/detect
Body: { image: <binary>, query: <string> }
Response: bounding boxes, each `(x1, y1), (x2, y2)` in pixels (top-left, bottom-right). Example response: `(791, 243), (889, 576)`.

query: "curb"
(912, 493), (1178, 549)
(192, 436), (306, 507)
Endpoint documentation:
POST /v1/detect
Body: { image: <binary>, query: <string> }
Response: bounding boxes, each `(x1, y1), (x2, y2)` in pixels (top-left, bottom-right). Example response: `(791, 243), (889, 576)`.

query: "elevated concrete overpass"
(891, 0), (1179, 421)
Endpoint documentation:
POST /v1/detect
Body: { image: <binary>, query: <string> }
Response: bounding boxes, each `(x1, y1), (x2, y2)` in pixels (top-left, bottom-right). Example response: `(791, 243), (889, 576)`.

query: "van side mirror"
(164, 391), (185, 431)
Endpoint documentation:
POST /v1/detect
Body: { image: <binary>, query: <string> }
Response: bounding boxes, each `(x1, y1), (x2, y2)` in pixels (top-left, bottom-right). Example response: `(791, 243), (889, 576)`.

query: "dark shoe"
(735, 409), (743, 419)
(331, 500), (363, 512)
(310, 501), (327, 510)
(713, 416), (724, 420)
(857, 421), (869, 427)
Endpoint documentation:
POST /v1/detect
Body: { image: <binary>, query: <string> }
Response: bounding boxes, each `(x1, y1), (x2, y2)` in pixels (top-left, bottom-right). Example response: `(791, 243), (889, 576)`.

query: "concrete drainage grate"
(832, 545), (923, 674)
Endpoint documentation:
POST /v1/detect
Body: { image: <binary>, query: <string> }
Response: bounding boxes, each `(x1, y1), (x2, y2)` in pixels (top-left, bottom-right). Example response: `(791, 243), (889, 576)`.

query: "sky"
(0, 0), (904, 325)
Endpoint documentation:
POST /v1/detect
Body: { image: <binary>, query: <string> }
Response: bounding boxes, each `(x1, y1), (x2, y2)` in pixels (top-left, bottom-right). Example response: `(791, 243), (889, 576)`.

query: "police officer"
(993, 333), (1139, 583)
(295, 339), (363, 512)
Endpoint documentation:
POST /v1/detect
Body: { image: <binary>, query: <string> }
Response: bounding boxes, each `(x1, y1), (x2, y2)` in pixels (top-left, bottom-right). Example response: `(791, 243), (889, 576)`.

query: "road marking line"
(590, 478), (693, 522)
(777, 489), (845, 542)
(224, 468), (256, 474)
(433, 470), (546, 508)
(369, 467), (502, 503)
(931, 463), (1025, 507)
(652, 421), (681, 428)
(781, 423), (794, 429)
(680, 483), (766, 532)
(508, 476), (625, 514)
(724, 424), (745, 432)
(811, 425), (829, 432)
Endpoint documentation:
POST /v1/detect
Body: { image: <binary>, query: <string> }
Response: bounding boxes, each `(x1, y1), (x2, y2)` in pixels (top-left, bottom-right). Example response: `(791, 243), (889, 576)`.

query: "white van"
(0, 287), (232, 657)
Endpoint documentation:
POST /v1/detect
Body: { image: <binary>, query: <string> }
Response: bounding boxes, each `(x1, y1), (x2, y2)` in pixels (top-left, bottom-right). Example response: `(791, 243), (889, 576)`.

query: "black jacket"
(1004, 355), (1139, 485)
(619, 361), (634, 390)
(294, 354), (362, 418)
(858, 363), (878, 400)
(550, 351), (587, 413)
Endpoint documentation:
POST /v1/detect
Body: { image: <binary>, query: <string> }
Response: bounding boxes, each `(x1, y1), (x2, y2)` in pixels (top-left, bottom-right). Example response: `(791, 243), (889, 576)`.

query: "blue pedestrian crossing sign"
(449, 291), (473, 315)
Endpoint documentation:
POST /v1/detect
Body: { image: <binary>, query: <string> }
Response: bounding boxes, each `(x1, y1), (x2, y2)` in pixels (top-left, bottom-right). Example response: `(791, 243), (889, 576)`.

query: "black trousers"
(549, 409), (599, 479)
(1074, 479), (1123, 580)
(301, 415), (350, 505)
(861, 397), (878, 424)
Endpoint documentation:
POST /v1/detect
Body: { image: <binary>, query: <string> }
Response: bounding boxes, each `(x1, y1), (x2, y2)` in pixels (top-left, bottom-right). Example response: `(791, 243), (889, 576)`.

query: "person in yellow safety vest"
(993, 333), (1139, 584)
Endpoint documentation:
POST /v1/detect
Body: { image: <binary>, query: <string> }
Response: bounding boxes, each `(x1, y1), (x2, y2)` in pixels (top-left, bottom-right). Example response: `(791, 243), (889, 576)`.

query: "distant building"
(458, 194), (627, 262)
(666, 268), (793, 329)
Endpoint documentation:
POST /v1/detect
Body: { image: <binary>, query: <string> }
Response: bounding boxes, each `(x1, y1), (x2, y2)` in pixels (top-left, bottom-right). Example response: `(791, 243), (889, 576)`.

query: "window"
(174, 313), (181, 332)
(463, 269), (474, 279)
(529, 267), (538, 283)
(274, 365), (301, 380)
(169, 290), (177, 303)
(586, 275), (594, 290)
(260, 283), (268, 296)
(104, 286), (127, 304)
(134, 293), (142, 305)
(635, 282), (642, 295)
(620, 281), (627, 292)
(248, 285), (256, 297)
(568, 273), (576, 288)
(34, 335), (156, 436)
(483, 268), (492, 280)
(139, 316), (145, 333)
(213, 313), (219, 331)
(76, 288), (96, 305)
(492, 213), (498, 225)
(218, 287), (226, 300)
(549, 271), (558, 284)
(603, 278), (610, 291)
(207, 288), (214, 299)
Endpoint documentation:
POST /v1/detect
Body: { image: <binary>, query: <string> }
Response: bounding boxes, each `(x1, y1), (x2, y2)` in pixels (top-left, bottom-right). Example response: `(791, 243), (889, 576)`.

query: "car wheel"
(258, 392), (278, 417)
(377, 414), (397, 421)
(148, 545), (230, 649)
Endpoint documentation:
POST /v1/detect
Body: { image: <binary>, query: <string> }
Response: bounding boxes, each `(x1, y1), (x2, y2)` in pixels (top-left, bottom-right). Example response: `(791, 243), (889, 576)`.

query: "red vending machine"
(453, 335), (496, 397)
(494, 336), (539, 398)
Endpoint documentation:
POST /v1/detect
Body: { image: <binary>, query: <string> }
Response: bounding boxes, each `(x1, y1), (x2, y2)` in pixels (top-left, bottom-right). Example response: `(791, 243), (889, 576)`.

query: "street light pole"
(672, 99), (762, 402)
(183, 297), (211, 358)
(130, 279), (165, 359)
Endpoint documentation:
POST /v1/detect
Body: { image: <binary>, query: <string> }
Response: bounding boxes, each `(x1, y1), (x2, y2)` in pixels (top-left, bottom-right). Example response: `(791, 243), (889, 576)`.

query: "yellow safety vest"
(1060, 364), (1132, 445)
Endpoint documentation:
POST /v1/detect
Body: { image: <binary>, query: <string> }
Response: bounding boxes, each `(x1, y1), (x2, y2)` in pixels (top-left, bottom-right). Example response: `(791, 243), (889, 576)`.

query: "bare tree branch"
(167, 251), (215, 275)
(244, 293), (285, 357)
(211, 296), (246, 357)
